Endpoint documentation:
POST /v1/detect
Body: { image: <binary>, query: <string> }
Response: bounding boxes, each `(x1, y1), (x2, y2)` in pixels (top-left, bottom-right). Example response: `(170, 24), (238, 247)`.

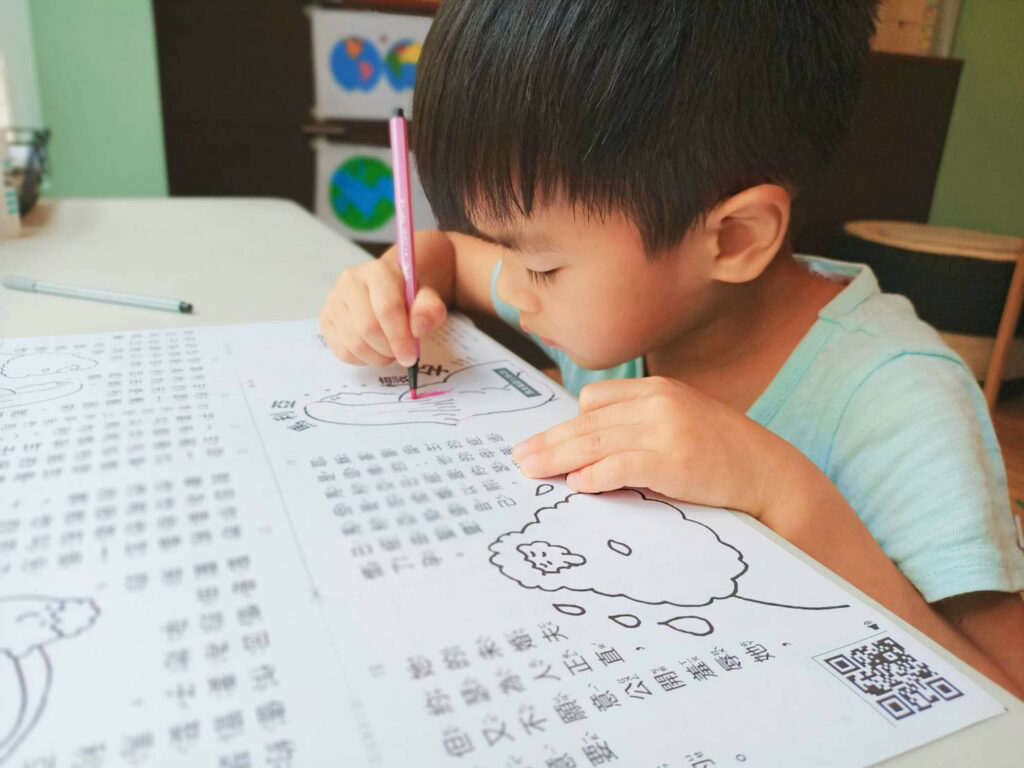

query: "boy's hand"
(319, 258), (447, 367)
(513, 376), (796, 518)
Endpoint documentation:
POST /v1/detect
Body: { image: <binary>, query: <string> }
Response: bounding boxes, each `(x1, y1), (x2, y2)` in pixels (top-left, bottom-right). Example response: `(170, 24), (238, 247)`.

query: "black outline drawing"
(0, 382), (84, 410)
(0, 354), (97, 379)
(304, 361), (557, 427)
(0, 353), (99, 411)
(609, 614), (642, 629)
(517, 541), (586, 575)
(0, 596), (100, 764)
(553, 604), (586, 616)
(535, 484), (555, 496)
(659, 616), (715, 636)
(607, 539), (632, 557)
(488, 489), (850, 613)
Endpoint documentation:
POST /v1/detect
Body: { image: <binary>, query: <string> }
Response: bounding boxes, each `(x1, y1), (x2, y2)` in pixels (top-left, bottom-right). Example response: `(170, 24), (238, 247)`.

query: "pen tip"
(394, 108), (405, 119)
(179, 301), (193, 314)
(410, 388), (418, 400)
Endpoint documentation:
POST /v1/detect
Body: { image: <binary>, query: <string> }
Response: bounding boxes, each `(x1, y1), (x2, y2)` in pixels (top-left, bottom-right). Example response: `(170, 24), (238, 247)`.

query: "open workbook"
(0, 314), (1006, 767)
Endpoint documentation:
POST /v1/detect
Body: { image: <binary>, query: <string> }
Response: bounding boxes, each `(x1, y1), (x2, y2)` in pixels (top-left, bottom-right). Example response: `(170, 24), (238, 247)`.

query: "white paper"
(0, 317), (1006, 767)
(314, 140), (437, 244)
(310, 8), (432, 121)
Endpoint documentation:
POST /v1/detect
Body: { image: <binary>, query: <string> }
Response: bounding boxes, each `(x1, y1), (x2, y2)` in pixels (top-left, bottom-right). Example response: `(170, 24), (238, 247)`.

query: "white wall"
(0, 0), (43, 125)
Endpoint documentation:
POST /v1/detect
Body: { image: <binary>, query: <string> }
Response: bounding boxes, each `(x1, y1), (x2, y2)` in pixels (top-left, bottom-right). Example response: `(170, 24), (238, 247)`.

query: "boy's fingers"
(333, 302), (394, 366)
(518, 425), (648, 479)
(566, 451), (657, 494)
(320, 313), (360, 365)
(514, 402), (639, 459)
(367, 272), (418, 366)
(578, 378), (649, 412)
(410, 287), (447, 338)
(347, 282), (393, 360)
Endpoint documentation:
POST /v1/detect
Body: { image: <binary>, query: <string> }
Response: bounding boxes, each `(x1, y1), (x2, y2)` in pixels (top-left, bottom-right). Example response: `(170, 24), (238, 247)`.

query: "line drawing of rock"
(607, 539), (632, 557)
(488, 489), (850, 613)
(659, 616), (715, 636)
(0, 596), (100, 764)
(552, 604), (586, 616)
(304, 360), (556, 427)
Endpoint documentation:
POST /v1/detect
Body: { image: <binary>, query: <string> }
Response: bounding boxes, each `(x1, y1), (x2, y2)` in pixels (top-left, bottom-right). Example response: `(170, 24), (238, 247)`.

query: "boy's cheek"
(546, 288), (658, 367)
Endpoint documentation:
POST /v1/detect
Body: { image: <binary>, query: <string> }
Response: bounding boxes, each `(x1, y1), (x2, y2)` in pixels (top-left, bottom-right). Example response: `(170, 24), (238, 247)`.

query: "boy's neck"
(645, 250), (844, 413)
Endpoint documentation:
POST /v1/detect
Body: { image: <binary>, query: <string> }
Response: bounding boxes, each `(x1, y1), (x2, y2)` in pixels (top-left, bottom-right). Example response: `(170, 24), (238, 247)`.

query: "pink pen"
(389, 108), (420, 398)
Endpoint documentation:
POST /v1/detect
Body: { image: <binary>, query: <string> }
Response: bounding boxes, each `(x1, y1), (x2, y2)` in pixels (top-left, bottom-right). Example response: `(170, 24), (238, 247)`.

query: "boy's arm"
(766, 454), (1024, 700)
(935, 591), (1024, 695)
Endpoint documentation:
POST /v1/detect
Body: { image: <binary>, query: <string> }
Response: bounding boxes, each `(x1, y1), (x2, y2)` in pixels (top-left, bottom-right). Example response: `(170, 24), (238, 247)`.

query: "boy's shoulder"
(799, 255), (970, 393)
(804, 255), (957, 362)
(758, 257), (987, 468)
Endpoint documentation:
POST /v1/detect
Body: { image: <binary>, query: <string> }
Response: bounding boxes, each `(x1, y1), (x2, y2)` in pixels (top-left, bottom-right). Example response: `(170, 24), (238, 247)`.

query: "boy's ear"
(703, 184), (791, 284)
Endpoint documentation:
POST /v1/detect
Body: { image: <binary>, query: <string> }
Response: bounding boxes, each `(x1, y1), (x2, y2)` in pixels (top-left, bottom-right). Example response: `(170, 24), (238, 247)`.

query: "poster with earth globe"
(311, 8), (432, 120)
(314, 140), (436, 244)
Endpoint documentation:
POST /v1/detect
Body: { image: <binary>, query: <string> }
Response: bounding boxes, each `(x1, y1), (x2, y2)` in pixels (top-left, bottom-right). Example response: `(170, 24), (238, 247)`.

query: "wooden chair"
(839, 221), (1024, 410)
(984, 238), (1024, 408)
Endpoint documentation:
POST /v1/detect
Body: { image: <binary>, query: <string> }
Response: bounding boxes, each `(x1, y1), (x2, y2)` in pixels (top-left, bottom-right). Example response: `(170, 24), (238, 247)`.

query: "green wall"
(29, 0), (167, 196)
(930, 0), (1024, 237)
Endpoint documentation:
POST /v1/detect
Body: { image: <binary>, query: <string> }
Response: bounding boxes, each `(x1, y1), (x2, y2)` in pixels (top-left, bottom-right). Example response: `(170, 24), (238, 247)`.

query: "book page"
(0, 316), (1006, 767)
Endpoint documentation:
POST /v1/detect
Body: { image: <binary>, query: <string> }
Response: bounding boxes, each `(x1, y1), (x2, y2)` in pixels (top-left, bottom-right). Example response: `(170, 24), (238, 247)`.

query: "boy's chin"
(559, 347), (637, 373)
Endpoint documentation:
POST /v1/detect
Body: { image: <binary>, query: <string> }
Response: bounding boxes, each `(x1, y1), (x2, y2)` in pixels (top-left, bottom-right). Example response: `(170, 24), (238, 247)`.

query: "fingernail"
(397, 354), (416, 368)
(566, 471), (579, 489)
(512, 442), (529, 460)
(411, 317), (426, 337)
(519, 455), (537, 476)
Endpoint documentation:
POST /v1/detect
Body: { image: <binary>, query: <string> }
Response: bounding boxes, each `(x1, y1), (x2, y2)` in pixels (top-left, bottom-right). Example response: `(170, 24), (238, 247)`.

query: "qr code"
(821, 636), (963, 720)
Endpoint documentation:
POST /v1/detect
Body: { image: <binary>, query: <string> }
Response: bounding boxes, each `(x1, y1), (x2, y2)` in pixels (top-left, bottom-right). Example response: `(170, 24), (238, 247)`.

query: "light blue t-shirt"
(491, 255), (1024, 603)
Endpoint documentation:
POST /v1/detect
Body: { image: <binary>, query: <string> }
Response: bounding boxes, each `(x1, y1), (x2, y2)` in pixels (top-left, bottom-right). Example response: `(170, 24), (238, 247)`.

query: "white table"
(0, 198), (370, 337)
(1, 198), (1022, 767)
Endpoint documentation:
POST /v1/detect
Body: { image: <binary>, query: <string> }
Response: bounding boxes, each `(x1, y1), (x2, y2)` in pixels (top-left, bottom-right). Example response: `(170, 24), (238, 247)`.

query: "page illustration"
(0, 597), (99, 763)
(0, 352), (99, 409)
(488, 489), (849, 639)
(306, 361), (556, 427)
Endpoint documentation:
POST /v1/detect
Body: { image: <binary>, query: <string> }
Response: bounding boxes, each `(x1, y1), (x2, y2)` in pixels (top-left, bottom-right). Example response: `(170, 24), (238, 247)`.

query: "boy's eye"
(526, 267), (558, 286)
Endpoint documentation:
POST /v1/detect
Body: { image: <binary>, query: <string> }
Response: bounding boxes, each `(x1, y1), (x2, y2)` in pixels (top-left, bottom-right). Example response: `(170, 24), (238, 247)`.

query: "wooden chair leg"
(984, 242), (1024, 409)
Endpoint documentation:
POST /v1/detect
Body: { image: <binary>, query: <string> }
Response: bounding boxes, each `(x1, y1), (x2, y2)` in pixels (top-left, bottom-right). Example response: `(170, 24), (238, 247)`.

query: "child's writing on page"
(319, 0), (1024, 696)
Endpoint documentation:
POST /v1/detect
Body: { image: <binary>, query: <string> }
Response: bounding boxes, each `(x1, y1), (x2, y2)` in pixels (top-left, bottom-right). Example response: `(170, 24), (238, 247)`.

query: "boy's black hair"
(412, 0), (880, 255)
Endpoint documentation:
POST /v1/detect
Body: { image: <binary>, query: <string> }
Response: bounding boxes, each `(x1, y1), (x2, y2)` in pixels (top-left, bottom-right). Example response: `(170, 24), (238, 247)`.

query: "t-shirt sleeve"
(827, 353), (1024, 603)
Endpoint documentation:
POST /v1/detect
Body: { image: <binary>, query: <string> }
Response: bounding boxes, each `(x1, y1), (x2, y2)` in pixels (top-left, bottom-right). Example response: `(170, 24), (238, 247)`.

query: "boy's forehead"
(469, 202), (593, 252)
(471, 223), (556, 253)
(470, 214), (560, 253)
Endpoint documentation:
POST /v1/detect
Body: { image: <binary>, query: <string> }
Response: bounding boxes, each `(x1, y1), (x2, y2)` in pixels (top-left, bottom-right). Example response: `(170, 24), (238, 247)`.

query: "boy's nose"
(495, 259), (541, 314)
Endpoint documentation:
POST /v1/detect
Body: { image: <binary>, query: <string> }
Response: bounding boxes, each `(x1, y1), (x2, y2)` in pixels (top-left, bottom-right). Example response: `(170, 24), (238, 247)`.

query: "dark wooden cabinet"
(154, 6), (962, 259)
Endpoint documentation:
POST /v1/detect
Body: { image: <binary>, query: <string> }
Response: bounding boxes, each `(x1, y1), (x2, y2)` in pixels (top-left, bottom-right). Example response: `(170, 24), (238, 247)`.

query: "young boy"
(319, 0), (1024, 695)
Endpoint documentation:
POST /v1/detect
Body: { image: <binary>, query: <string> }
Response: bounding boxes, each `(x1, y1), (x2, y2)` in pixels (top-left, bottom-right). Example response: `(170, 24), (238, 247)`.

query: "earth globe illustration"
(331, 37), (382, 91)
(330, 156), (395, 231)
(384, 39), (421, 91)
